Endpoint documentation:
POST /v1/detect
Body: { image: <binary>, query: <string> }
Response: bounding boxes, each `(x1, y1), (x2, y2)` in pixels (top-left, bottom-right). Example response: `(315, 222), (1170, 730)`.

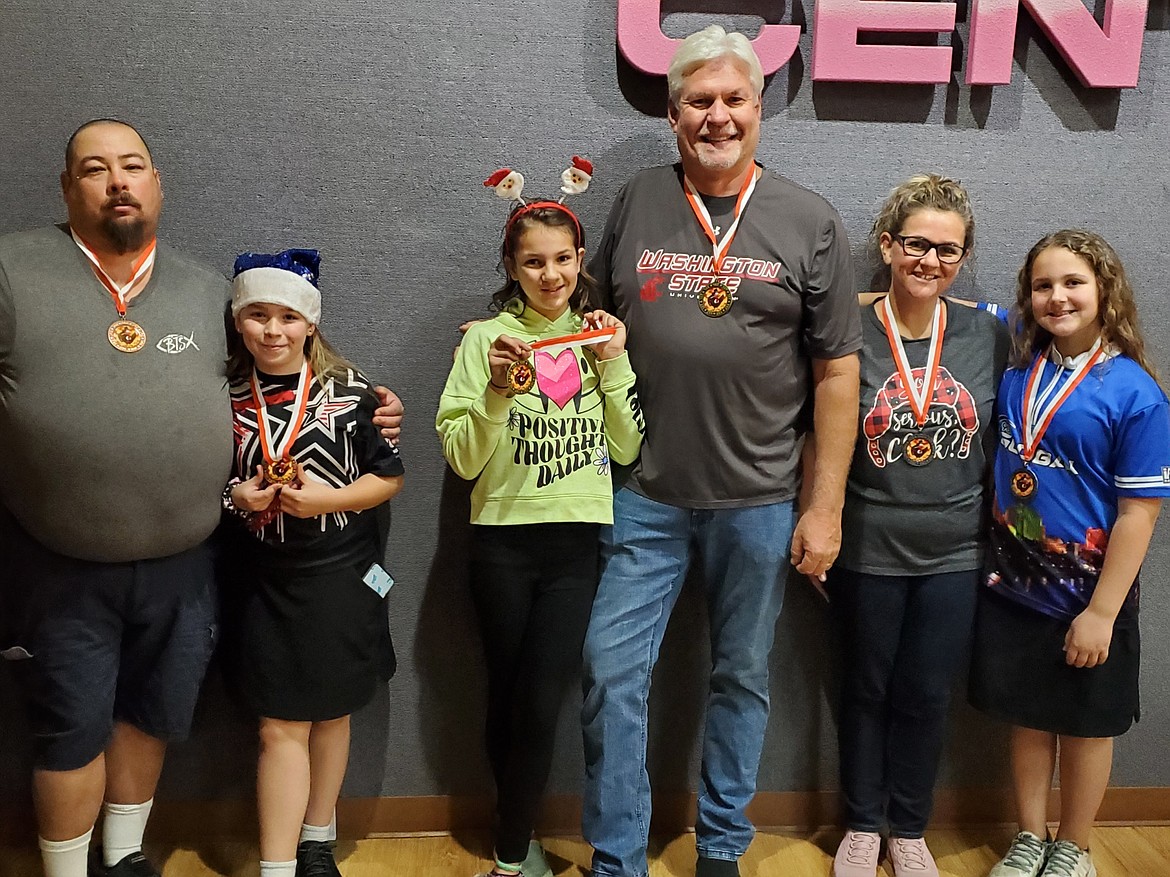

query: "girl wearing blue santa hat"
(223, 249), (404, 877)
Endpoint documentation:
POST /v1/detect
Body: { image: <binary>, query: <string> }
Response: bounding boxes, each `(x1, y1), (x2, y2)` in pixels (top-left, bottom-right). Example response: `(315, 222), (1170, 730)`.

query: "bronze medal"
(264, 457), (299, 486)
(903, 434), (934, 467)
(506, 358), (536, 394)
(108, 319), (146, 353)
(698, 280), (733, 318)
(1010, 467), (1038, 501)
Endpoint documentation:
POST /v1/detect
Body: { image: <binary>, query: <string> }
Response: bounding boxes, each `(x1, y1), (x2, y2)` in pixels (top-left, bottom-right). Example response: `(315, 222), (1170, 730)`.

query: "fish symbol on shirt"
(156, 332), (200, 354)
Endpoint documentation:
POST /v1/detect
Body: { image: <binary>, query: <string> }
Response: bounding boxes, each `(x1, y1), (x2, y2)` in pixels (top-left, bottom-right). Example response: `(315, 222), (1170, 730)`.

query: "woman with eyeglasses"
(816, 175), (1011, 877)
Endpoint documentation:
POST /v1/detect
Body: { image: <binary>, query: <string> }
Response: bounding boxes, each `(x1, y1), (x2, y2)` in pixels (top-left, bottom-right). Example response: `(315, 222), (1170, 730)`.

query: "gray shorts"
(1, 518), (218, 770)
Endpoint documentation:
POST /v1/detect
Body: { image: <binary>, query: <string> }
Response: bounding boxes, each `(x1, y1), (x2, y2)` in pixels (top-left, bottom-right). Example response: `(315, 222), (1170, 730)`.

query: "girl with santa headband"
(437, 160), (643, 877)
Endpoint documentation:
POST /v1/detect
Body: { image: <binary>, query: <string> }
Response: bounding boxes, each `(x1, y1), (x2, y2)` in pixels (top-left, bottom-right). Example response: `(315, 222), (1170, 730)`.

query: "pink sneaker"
(833, 830), (881, 877)
(887, 837), (939, 877)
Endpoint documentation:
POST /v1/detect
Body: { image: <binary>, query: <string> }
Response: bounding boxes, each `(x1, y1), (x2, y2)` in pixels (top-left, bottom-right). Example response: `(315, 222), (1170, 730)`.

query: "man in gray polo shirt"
(0, 119), (402, 877)
(580, 27), (861, 877)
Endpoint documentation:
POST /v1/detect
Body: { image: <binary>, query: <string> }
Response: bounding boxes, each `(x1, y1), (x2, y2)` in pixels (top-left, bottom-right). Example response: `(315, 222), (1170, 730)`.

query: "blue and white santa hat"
(231, 248), (322, 324)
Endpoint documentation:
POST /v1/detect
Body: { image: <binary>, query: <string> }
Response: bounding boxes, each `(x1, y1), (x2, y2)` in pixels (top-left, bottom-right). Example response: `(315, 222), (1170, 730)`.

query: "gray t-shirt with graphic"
(592, 164), (861, 508)
(836, 298), (1010, 575)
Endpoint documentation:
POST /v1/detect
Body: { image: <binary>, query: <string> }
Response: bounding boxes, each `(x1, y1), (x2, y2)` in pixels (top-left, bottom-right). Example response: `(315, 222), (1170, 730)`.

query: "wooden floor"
(4, 827), (1170, 877)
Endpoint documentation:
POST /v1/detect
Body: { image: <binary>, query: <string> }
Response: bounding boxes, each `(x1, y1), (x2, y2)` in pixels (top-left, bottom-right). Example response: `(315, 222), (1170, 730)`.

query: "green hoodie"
(437, 305), (643, 525)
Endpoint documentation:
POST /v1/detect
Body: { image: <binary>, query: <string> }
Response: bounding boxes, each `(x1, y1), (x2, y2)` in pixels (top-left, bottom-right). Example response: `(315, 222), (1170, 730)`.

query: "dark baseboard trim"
(3, 788), (1168, 846)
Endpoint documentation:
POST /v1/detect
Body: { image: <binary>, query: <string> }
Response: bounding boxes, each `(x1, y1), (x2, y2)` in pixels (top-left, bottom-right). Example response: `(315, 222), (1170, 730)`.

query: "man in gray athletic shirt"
(0, 120), (404, 877)
(580, 27), (862, 877)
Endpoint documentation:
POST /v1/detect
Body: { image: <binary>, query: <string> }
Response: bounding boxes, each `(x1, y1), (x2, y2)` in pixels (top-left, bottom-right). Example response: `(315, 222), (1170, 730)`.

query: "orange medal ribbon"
(1019, 339), (1104, 463)
(530, 326), (617, 351)
(877, 296), (947, 428)
(682, 166), (758, 276)
(250, 361), (314, 484)
(71, 229), (157, 317)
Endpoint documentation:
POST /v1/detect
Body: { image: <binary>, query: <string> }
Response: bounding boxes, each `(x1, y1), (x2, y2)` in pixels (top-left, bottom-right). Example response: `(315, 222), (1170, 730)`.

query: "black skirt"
(237, 556), (395, 722)
(969, 589), (1139, 738)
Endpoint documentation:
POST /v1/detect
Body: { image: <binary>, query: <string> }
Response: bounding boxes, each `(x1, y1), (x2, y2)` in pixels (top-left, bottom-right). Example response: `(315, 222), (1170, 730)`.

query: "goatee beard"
(102, 217), (148, 255)
(696, 145), (742, 172)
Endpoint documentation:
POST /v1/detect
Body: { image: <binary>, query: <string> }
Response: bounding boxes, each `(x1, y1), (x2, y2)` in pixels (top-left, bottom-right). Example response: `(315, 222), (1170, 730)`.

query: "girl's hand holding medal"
(234, 465), (283, 512)
(487, 334), (533, 397)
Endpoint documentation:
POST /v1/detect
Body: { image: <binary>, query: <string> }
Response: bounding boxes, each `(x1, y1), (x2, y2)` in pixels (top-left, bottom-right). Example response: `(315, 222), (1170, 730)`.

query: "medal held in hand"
(505, 326), (618, 393)
(682, 167), (758, 318)
(250, 361), (313, 486)
(264, 457), (299, 486)
(72, 229), (156, 353)
(506, 358), (536, 394)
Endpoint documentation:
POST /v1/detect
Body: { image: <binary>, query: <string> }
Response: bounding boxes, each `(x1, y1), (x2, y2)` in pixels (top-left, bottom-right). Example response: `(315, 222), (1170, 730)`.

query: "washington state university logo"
(863, 365), (978, 468)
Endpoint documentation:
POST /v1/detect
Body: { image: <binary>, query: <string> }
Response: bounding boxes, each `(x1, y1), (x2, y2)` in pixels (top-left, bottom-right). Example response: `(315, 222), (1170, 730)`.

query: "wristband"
(489, 379), (516, 398)
(221, 478), (250, 518)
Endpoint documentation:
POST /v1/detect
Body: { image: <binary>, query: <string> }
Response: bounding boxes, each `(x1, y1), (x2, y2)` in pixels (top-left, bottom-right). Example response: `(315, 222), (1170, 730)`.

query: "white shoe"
(1038, 841), (1095, 877)
(989, 832), (1049, 877)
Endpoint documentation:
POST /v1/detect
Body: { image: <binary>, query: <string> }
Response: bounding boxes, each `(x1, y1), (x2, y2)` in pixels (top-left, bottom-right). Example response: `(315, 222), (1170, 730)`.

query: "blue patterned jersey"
(988, 353), (1170, 625)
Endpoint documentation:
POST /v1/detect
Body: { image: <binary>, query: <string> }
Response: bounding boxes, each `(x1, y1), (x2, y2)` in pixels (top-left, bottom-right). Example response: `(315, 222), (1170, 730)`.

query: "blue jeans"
(826, 567), (978, 836)
(581, 488), (794, 877)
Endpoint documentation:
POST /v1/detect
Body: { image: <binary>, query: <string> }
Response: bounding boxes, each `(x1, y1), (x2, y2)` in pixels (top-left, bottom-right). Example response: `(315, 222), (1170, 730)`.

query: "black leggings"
(469, 522), (601, 864)
(826, 566), (978, 836)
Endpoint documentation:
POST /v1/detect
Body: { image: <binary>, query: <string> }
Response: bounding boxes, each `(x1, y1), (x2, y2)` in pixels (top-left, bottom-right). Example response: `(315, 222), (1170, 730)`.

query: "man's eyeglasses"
(894, 235), (967, 264)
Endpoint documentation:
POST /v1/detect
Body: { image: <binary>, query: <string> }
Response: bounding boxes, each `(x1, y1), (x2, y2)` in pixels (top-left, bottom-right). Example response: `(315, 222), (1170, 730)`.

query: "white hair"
(666, 25), (765, 106)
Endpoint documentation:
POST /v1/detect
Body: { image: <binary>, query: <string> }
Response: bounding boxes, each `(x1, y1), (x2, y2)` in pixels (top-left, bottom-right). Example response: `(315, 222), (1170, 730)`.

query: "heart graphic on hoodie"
(535, 348), (581, 409)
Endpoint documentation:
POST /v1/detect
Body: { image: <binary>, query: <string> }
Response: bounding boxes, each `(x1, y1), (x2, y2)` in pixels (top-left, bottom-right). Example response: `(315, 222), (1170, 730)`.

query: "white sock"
(39, 829), (93, 877)
(299, 821), (331, 843)
(259, 860), (297, 877)
(102, 798), (154, 866)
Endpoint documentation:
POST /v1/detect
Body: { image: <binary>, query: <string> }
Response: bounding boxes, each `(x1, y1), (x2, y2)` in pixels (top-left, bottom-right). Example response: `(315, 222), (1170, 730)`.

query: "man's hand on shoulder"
(454, 319), (485, 362)
(373, 386), (404, 443)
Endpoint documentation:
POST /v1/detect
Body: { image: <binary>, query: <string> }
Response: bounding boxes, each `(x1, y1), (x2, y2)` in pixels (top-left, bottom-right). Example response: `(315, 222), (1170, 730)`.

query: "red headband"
(505, 200), (583, 244)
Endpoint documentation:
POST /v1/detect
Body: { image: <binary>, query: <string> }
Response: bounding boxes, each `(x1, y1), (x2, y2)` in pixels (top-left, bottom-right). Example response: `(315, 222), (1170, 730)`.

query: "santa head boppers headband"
(484, 156), (594, 244)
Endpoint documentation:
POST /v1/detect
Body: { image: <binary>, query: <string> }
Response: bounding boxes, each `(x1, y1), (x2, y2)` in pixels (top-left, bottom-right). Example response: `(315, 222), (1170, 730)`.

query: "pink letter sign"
(616, 1), (801, 76)
(967, 0), (1148, 87)
(811, 0), (958, 83)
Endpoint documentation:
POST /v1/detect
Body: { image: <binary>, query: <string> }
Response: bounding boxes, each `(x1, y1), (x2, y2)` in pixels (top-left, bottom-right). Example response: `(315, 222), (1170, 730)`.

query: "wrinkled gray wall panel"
(1, 1), (1167, 804)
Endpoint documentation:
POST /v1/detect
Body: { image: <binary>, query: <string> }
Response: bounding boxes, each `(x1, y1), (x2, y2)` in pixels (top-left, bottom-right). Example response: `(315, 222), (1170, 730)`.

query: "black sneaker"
(98, 853), (162, 877)
(695, 857), (739, 877)
(296, 841), (342, 877)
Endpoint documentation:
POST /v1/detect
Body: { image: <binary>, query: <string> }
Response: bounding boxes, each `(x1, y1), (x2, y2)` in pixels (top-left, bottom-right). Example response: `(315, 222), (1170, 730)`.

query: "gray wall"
(1, 0), (1168, 807)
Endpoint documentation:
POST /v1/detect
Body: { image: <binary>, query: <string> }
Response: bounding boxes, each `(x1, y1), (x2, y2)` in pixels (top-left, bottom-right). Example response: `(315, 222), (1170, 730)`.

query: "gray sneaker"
(520, 841), (553, 877)
(1038, 841), (1096, 877)
(989, 832), (1049, 877)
